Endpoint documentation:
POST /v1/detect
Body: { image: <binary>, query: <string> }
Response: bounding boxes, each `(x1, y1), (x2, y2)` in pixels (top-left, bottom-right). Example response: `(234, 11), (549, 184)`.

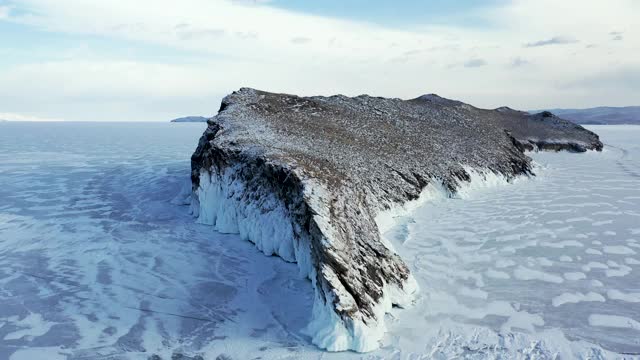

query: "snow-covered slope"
(190, 88), (603, 352)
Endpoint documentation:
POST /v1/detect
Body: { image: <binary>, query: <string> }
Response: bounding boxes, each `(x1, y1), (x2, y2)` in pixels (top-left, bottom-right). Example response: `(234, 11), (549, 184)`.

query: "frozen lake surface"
(0, 123), (639, 359)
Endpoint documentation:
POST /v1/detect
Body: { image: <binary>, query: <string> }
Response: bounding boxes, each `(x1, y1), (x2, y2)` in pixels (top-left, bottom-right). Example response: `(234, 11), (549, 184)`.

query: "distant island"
(170, 116), (208, 123)
(531, 106), (640, 125)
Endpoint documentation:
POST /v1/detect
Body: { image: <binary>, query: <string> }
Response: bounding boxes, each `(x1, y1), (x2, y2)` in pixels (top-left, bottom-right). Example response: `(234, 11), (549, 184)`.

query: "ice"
(8, 348), (67, 360)
(603, 245), (636, 255)
(607, 289), (640, 303)
(586, 248), (603, 255)
(1, 123), (640, 358)
(495, 259), (516, 268)
(582, 261), (609, 272)
(605, 264), (632, 277)
(594, 220), (614, 226)
(551, 292), (605, 307)
(195, 167), (301, 266)
(564, 272), (587, 281)
(486, 269), (511, 279)
(626, 257), (640, 265)
(513, 266), (564, 283)
(588, 314), (640, 330)
(2, 314), (55, 341)
(458, 286), (489, 300)
(541, 240), (584, 248)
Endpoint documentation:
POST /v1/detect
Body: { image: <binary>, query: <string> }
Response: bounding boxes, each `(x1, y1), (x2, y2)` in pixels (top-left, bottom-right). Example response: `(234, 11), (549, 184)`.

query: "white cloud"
(0, 112), (63, 121)
(524, 37), (579, 48)
(510, 57), (529, 67)
(0, 5), (11, 19)
(1, 0), (639, 120)
(463, 58), (488, 68)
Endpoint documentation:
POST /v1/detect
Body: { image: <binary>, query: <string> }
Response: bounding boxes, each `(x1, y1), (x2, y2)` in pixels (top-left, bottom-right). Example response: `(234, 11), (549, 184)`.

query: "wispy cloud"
(1, 0), (639, 120)
(231, 0), (273, 5)
(510, 57), (529, 67)
(0, 5), (11, 19)
(176, 26), (225, 41)
(610, 31), (624, 41)
(290, 37), (311, 45)
(464, 58), (487, 68)
(524, 37), (579, 47)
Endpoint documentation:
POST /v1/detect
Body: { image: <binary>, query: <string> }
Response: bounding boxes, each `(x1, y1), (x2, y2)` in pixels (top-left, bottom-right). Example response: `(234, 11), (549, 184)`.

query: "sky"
(0, 0), (638, 121)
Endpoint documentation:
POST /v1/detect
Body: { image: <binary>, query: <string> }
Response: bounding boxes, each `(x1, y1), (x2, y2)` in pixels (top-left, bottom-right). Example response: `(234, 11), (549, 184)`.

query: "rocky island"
(170, 116), (208, 123)
(189, 88), (602, 352)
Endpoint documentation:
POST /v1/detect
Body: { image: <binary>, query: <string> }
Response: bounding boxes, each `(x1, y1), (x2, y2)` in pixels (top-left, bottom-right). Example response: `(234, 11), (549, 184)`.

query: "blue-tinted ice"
(0, 123), (638, 359)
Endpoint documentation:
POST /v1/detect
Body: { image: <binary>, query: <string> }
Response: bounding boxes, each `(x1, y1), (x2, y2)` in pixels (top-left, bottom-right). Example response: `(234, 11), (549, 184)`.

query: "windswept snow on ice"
(0, 122), (639, 359)
(607, 289), (640, 303)
(378, 125), (640, 358)
(551, 292), (605, 307)
(588, 314), (640, 331)
(0, 123), (312, 359)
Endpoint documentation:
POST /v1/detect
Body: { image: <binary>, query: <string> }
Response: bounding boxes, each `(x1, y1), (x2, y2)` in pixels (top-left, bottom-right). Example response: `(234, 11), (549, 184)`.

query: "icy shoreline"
(375, 166), (518, 237)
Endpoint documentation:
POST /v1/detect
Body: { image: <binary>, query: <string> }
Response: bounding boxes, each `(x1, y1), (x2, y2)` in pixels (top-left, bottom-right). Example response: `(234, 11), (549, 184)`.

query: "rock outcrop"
(495, 109), (604, 152)
(189, 88), (603, 352)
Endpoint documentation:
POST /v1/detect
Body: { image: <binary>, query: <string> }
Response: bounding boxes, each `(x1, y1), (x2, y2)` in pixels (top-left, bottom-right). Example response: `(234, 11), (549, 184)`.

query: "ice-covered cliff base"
(192, 165), (421, 352)
(192, 165), (519, 352)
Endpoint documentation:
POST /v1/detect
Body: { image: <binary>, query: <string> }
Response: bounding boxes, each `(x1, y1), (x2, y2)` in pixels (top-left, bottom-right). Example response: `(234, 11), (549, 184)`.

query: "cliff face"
(189, 88), (603, 352)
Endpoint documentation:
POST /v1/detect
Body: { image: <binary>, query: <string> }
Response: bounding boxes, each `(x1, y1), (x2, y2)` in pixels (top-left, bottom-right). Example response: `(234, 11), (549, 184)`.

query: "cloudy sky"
(0, 0), (638, 121)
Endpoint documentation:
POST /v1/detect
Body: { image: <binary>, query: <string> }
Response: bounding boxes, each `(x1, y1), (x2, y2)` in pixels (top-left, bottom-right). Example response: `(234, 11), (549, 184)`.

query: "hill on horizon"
(170, 116), (208, 123)
(530, 106), (640, 125)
